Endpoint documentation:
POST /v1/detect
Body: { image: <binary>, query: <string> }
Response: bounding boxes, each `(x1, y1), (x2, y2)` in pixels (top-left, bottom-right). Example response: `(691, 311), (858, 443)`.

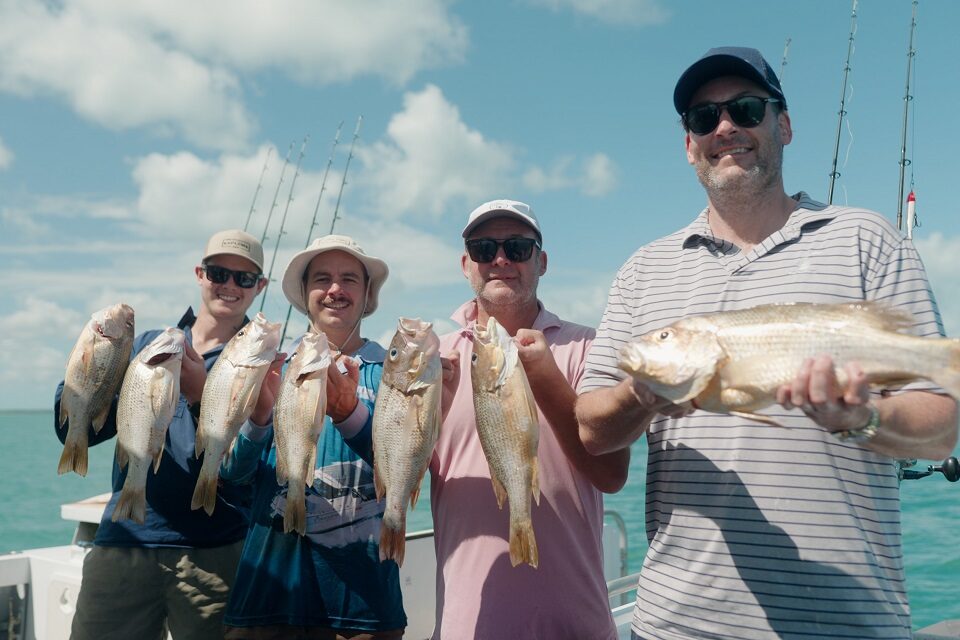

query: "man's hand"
(250, 353), (285, 426)
(180, 341), (207, 406)
(514, 329), (560, 385)
(327, 355), (360, 423)
(775, 355), (873, 433)
(440, 351), (460, 421)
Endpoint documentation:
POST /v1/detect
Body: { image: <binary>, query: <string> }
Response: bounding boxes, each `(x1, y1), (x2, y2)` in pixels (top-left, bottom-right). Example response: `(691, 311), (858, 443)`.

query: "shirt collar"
(680, 192), (838, 248)
(450, 299), (561, 333)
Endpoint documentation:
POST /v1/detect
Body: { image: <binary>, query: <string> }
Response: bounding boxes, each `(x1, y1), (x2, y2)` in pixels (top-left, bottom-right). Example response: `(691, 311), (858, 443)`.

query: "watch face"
(836, 405), (880, 442)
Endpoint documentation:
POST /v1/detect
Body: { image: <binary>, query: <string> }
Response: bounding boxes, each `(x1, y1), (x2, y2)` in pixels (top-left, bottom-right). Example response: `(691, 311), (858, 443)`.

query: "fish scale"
(619, 302), (960, 423)
(274, 330), (331, 536)
(471, 317), (540, 568)
(192, 313), (281, 515)
(113, 328), (184, 524)
(373, 318), (442, 567)
(58, 303), (135, 477)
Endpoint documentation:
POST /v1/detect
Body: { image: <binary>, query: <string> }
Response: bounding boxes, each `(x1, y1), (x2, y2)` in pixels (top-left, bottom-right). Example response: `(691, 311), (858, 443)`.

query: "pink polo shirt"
(429, 300), (616, 640)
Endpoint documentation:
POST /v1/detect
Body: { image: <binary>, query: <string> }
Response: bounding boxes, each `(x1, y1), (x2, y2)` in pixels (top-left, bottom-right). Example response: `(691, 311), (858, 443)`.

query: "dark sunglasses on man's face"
(465, 237), (541, 263)
(202, 264), (262, 289)
(682, 96), (781, 136)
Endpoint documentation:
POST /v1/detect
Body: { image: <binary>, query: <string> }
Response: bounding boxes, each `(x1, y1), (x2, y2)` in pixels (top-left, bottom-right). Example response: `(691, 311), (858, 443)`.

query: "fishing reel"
(897, 457), (960, 482)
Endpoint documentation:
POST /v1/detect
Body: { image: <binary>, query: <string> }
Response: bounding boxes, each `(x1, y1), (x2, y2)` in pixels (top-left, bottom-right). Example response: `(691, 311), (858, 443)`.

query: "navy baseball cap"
(673, 46), (786, 115)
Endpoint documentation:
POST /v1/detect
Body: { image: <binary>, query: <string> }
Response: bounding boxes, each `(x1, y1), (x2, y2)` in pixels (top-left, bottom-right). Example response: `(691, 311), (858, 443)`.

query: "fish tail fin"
(112, 484), (146, 525)
(508, 519), (539, 569)
(191, 468), (218, 516)
(379, 522), (406, 567)
(58, 432), (88, 477)
(283, 483), (307, 536)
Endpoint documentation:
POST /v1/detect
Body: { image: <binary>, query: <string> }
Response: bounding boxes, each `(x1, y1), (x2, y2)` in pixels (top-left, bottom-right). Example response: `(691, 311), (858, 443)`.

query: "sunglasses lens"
(728, 97), (765, 127)
(466, 239), (498, 263)
(685, 104), (720, 136)
(235, 273), (258, 288)
(205, 265), (230, 284)
(503, 238), (536, 262)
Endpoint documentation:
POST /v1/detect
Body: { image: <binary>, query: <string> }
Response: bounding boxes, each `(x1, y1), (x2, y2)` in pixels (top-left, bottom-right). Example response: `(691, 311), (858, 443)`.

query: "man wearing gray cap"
(577, 46), (957, 639)
(430, 199), (630, 639)
(220, 235), (406, 639)
(56, 229), (276, 640)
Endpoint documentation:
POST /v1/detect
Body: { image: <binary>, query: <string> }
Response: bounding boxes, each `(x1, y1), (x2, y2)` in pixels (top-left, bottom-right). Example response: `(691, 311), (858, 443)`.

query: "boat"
(1, 458), (958, 640)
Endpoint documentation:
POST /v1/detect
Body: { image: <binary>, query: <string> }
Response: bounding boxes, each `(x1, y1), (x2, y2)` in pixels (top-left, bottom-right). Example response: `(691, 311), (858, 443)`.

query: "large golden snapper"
(373, 318), (442, 567)
(192, 313), (281, 515)
(471, 317), (540, 568)
(113, 328), (185, 524)
(274, 330), (331, 536)
(59, 303), (135, 476)
(619, 302), (960, 425)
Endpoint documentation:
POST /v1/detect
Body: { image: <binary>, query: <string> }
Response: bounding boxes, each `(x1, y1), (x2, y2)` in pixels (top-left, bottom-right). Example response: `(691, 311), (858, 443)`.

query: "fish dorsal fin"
(748, 301), (913, 333)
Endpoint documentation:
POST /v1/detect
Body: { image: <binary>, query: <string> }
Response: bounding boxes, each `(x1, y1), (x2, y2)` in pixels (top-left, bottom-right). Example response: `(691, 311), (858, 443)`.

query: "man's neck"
(706, 188), (797, 253)
(317, 324), (365, 356)
(476, 300), (540, 336)
(191, 309), (247, 354)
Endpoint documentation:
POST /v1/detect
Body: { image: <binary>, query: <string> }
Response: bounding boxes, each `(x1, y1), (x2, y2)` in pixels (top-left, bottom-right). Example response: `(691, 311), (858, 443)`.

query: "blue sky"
(2, 0), (958, 410)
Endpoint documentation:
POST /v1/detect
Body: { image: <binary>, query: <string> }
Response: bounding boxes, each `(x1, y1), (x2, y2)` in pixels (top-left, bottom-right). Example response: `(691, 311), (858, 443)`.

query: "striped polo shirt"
(580, 193), (945, 640)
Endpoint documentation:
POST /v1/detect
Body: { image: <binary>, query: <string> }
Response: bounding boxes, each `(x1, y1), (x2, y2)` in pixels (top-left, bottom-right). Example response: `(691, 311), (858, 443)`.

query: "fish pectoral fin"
(489, 472), (507, 510)
(728, 410), (787, 427)
(409, 482), (422, 509)
(81, 332), (96, 377)
(115, 440), (128, 470)
(149, 370), (169, 418)
(153, 441), (165, 473)
(91, 402), (111, 434)
(373, 462), (386, 502)
(531, 456), (540, 506)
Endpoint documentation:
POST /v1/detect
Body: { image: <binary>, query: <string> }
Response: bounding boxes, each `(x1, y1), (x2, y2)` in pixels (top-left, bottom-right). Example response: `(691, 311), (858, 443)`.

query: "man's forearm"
(865, 392), (958, 460)
(576, 379), (663, 455)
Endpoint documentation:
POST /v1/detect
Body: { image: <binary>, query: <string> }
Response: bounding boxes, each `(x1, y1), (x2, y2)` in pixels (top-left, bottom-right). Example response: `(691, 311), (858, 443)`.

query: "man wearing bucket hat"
(577, 47), (957, 639)
(429, 199), (630, 639)
(221, 235), (406, 639)
(56, 229), (277, 640)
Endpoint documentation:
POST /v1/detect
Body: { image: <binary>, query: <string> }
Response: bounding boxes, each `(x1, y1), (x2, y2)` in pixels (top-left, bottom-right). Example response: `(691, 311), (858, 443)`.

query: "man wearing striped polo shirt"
(576, 46), (957, 640)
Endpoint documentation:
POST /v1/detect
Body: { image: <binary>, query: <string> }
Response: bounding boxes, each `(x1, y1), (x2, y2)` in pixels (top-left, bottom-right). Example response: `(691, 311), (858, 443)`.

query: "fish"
(618, 301), (960, 425)
(58, 303), (136, 476)
(470, 317), (540, 568)
(192, 312), (281, 515)
(372, 318), (443, 566)
(112, 328), (185, 524)
(274, 329), (332, 536)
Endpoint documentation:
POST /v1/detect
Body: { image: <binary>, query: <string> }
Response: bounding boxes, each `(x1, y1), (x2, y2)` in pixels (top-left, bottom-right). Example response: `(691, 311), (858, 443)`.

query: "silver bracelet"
(834, 404), (881, 443)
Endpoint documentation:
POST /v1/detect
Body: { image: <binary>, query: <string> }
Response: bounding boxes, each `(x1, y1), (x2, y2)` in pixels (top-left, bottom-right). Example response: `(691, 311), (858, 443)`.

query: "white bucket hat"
(281, 235), (389, 317)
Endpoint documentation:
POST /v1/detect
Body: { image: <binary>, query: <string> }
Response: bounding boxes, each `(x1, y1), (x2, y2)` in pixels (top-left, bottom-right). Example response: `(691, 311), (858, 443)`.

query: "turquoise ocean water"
(2, 410), (957, 630)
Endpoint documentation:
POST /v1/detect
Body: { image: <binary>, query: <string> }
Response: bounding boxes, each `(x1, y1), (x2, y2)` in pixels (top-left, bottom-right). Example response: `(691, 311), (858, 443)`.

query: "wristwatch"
(834, 404), (881, 443)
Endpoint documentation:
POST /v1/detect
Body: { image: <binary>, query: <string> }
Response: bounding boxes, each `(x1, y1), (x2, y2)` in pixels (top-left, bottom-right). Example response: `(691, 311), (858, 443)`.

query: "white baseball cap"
(462, 199), (542, 242)
(203, 229), (264, 271)
(281, 235), (389, 317)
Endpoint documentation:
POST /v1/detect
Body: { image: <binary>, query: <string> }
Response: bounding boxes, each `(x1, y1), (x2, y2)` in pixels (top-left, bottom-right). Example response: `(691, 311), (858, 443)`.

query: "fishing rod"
(896, 0), (918, 234)
(244, 147), (273, 233)
(827, 0), (858, 205)
(260, 136), (309, 313)
(329, 116), (362, 234)
(258, 142), (294, 247)
(779, 38), (791, 89)
(278, 122), (344, 346)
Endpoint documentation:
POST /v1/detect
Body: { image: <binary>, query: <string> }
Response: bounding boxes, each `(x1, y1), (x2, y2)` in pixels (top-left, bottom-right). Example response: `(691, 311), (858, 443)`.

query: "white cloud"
(527, 0), (669, 26)
(0, 1), (253, 150)
(357, 85), (517, 218)
(0, 1), (468, 149)
(77, 0), (468, 86)
(0, 135), (12, 169)
(914, 232), (960, 337)
(523, 152), (618, 197)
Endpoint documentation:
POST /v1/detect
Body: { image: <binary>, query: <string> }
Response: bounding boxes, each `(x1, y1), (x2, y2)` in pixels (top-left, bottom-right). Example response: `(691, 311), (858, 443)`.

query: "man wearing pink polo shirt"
(429, 199), (630, 639)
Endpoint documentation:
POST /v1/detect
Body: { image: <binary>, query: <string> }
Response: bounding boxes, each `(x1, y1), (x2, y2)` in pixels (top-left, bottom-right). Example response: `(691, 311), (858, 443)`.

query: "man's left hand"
(327, 355), (360, 423)
(514, 328), (560, 383)
(776, 354), (873, 433)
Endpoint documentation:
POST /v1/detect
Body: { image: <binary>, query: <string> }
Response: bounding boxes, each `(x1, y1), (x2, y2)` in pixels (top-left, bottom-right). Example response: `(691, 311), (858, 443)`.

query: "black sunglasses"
(202, 264), (262, 289)
(465, 237), (541, 263)
(682, 96), (781, 136)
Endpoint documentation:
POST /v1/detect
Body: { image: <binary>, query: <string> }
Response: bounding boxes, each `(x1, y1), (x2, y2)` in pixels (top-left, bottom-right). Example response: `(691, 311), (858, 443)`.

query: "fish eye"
(657, 329), (673, 341)
(389, 348), (399, 360)
(471, 353), (478, 364)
